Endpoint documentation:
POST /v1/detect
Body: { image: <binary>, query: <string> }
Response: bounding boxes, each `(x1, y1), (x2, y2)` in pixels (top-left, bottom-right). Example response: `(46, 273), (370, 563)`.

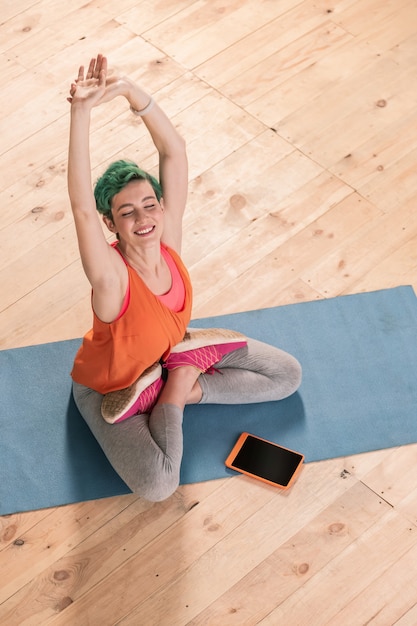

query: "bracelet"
(130, 97), (155, 116)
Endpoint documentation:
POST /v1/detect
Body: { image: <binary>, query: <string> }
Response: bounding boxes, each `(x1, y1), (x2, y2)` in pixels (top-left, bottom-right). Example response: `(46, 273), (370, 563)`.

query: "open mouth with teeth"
(134, 225), (155, 236)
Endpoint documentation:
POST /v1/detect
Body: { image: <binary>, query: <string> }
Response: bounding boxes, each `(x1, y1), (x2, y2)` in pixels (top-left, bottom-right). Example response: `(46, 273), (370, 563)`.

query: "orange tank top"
(71, 244), (192, 394)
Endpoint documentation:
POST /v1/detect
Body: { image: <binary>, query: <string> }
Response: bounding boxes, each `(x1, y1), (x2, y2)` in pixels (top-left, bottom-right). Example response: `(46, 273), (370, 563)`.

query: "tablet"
(225, 432), (304, 490)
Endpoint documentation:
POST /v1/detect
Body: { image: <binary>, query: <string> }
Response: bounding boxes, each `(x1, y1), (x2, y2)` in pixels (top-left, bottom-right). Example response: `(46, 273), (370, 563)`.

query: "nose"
(134, 207), (147, 221)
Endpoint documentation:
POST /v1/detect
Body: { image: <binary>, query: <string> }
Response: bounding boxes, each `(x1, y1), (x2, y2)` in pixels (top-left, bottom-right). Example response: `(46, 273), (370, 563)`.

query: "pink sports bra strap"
(158, 245), (186, 312)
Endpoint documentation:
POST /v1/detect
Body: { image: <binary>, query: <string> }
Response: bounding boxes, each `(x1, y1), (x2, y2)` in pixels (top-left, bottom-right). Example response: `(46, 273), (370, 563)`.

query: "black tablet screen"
(231, 436), (303, 486)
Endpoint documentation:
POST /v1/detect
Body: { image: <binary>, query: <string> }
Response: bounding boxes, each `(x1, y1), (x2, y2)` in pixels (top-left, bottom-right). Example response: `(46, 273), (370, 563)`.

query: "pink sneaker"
(101, 362), (164, 424)
(164, 328), (247, 373)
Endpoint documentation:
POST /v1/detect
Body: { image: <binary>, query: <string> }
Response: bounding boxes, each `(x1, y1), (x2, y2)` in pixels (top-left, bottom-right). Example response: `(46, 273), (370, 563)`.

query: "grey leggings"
(72, 338), (301, 502)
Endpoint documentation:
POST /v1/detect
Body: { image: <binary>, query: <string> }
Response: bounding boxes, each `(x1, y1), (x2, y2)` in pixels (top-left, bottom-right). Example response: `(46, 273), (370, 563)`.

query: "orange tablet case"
(225, 432), (304, 490)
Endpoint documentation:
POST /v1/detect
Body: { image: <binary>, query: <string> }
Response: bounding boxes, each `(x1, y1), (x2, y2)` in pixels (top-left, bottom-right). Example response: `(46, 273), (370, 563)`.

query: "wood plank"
(0, 155), (69, 232)
(395, 602), (417, 626)
(182, 130), (297, 266)
(275, 53), (417, 169)
(243, 9), (417, 130)
(209, 21), (352, 110)
(359, 444), (417, 510)
(328, 536), (417, 625)
(24, 293), (93, 346)
(44, 458), (364, 625)
(143, 0), (304, 68)
(334, 0), (417, 47)
(44, 474), (285, 624)
(194, 0), (358, 91)
(0, 52), (27, 86)
(341, 446), (402, 480)
(329, 108), (417, 191)
(316, 540), (417, 626)
(1, 508), (56, 551)
(0, 0), (95, 54)
(193, 191), (382, 316)
(256, 277), (323, 307)
(0, 482), (222, 625)
(238, 38), (374, 127)
(343, 233), (417, 297)
(300, 194), (417, 298)
(357, 146), (417, 213)
(185, 150), (336, 311)
(325, 539), (417, 624)
(3, 5), (114, 69)
(0, 495), (139, 608)
(258, 509), (417, 625)
(121, 480), (390, 625)
(180, 482), (389, 626)
(179, 92), (265, 181)
(1, 223), (88, 310)
(0, 259), (87, 348)
(0, 0), (40, 25)
(114, 0), (199, 34)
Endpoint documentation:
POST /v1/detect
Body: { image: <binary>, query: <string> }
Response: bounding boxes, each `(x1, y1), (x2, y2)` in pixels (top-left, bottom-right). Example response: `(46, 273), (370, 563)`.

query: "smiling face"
(103, 179), (164, 247)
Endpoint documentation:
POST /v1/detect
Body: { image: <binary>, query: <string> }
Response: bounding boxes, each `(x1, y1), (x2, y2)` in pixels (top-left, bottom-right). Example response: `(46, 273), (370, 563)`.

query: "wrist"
(70, 102), (93, 117)
(130, 97), (155, 117)
(124, 79), (153, 113)
(114, 76), (132, 99)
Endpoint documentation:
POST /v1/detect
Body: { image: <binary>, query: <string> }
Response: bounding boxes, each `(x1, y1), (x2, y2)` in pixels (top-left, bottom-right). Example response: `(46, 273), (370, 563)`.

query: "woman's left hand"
(68, 54), (129, 108)
(67, 54), (107, 108)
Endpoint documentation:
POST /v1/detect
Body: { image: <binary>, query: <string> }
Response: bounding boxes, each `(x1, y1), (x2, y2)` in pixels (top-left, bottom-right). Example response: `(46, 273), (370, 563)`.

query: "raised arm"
(68, 55), (188, 322)
(67, 55), (126, 312)
(121, 78), (188, 253)
(68, 55), (187, 254)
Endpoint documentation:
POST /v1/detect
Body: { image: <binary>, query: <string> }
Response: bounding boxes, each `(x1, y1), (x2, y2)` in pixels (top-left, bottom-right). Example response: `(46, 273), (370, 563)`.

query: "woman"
(69, 54), (301, 501)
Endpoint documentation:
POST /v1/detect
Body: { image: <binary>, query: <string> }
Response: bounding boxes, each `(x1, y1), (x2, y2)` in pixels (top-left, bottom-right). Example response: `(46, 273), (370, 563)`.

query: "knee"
(127, 473), (180, 503)
(289, 356), (302, 393)
(278, 353), (302, 399)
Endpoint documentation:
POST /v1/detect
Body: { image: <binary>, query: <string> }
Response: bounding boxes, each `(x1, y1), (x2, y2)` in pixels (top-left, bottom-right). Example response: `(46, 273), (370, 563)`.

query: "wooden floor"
(1, 0), (417, 623)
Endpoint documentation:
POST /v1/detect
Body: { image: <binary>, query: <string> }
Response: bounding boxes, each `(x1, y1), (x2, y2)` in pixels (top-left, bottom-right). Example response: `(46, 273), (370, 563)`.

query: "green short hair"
(94, 160), (162, 218)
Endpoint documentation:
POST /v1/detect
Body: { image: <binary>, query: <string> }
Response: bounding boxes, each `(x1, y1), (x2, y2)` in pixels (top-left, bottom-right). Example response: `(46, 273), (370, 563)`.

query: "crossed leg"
(72, 337), (301, 502)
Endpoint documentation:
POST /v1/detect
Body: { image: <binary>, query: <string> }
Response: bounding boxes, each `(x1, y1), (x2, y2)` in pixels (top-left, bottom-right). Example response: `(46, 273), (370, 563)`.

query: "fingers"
(67, 81), (76, 103)
(98, 56), (107, 84)
(67, 55), (107, 104)
(86, 57), (95, 79)
(96, 53), (104, 74)
(86, 54), (106, 80)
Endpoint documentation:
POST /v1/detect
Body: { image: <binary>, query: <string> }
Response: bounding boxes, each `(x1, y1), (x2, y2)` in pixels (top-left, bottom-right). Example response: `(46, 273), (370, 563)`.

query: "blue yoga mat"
(1, 286), (417, 515)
